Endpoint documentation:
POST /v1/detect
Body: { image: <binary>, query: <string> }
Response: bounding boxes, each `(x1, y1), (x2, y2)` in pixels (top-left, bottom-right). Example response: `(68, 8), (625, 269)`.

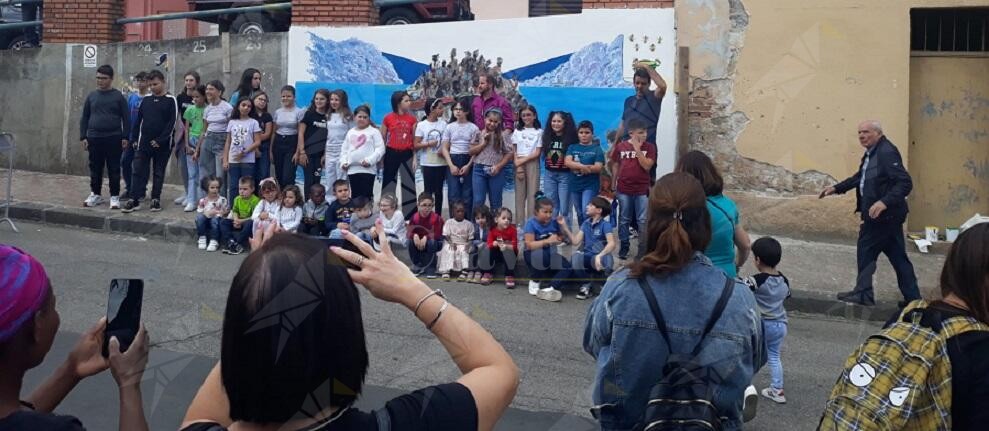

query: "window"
(529, 0), (582, 17)
(911, 8), (989, 52)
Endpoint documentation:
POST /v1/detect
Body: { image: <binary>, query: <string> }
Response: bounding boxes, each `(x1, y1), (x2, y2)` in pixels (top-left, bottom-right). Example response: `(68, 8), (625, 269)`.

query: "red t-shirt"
(382, 112), (416, 151)
(408, 212), (443, 240)
(612, 140), (657, 195)
(487, 225), (518, 253)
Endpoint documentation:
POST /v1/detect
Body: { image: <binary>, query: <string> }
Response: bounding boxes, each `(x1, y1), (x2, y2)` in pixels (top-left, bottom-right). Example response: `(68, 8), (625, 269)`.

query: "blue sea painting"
(518, 86), (628, 150)
(295, 82), (408, 125)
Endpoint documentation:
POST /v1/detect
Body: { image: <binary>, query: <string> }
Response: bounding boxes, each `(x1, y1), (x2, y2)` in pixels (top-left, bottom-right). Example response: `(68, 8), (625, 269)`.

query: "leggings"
(272, 133), (297, 190)
(382, 148), (416, 219)
(422, 165), (447, 217)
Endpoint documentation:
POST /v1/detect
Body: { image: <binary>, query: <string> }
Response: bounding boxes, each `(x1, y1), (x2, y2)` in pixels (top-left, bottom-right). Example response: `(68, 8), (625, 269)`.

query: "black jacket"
(834, 136), (912, 224)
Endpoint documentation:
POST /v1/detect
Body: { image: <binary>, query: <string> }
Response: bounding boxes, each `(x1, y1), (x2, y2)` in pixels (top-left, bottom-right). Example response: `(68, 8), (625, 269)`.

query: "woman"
(180, 223), (519, 431)
(676, 150), (751, 277)
(229, 68), (262, 107)
(584, 172), (763, 431)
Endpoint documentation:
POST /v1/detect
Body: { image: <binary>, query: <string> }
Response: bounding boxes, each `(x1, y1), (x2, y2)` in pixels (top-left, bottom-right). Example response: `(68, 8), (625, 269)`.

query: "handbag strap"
(637, 276), (736, 358)
(707, 197), (735, 232)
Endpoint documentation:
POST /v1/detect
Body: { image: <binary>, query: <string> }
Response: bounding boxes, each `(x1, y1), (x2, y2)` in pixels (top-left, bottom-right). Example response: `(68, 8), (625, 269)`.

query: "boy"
(609, 119), (656, 261)
(743, 236), (790, 404)
(408, 192), (444, 278)
(221, 176), (260, 255)
(558, 197), (616, 300)
(326, 179), (357, 238)
(348, 196), (376, 242)
(564, 120), (605, 227)
(80, 64), (130, 210)
(523, 196), (573, 302)
(300, 183), (330, 236)
(122, 69), (178, 213)
(122, 71), (149, 200)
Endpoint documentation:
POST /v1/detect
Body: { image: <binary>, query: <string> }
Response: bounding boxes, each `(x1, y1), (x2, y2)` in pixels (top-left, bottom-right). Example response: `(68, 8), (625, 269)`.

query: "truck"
(0, 2), (29, 50)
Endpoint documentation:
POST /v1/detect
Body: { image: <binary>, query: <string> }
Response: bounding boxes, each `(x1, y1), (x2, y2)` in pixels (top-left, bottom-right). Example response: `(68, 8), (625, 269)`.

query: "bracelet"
(426, 300), (449, 330)
(413, 289), (445, 317)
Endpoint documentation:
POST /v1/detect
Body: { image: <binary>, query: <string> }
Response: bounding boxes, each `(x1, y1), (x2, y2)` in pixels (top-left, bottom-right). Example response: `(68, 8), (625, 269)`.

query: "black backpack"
(634, 276), (735, 431)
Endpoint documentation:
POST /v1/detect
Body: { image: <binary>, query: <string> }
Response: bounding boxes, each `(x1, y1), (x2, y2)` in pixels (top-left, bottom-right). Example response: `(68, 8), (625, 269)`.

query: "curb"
(3, 200), (902, 321)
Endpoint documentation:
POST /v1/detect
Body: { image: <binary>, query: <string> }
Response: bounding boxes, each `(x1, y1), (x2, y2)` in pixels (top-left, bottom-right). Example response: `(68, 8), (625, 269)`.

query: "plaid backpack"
(819, 300), (989, 430)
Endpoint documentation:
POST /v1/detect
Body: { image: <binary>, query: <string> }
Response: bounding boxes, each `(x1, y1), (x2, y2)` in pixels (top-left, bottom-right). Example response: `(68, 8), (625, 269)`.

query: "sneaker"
(109, 196), (121, 209)
(472, 272), (483, 284)
(206, 240), (219, 252)
(457, 272), (468, 282)
(528, 280), (541, 296)
(412, 265), (424, 276)
(174, 195), (186, 205)
(576, 283), (593, 300)
(183, 202), (196, 212)
(480, 273), (493, 285)
(120, 199), (141, 213)
(743, 385), (759, 422)
(760, 387), (786, 404)
(228, 243), (245, 255)
(442, 274), (451, 281)
(83, 193), (104, 207)
(536, 287), (563, 302)
(222, 240), (237, 254)
(425, 273), (438, 279)
(505, 276), (515, 289)
(197, 236), (207, 250)
(149, 199), (162, 212)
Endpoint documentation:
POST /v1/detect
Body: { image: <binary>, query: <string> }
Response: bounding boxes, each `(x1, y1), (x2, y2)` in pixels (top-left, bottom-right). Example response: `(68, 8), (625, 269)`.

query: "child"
(609, 119), (656, 260)
(558, 197), (616, 300)
(300, 183), (330, 236)
(272, 85), (305, 190)
(195, 175), (229, 252)
(407, 192), (444, 278)
(437, 200), (475, 281)
(375, 193), (407, 250)
(485, 207), (519, 288)
(442, 97), (479, 217)
(523, 196), (573, 302)
(598, 172), (618, 227)
(251, 177), (282, 234)
(223, 98), (262, 201)
(541, 111), (578, 219)
(380, 91), (418, 218)
(322, 89), (354, 190)
(340, 104), (385, 201)
(513, 105), (542, 225)
(220, 176), (260, 255)
(326, 179), (357, 239)
(348, 196), (376, 242)
(250, 92), (274, 189)
(275, 184), (303, 233)
(469, 108), (514, 213)
(465, 205), (492, 283)
(182, 84), (207, 212)
(565, 120), (605, 227)
(415, 98), (449, 216)
(743, 236), (790, 404)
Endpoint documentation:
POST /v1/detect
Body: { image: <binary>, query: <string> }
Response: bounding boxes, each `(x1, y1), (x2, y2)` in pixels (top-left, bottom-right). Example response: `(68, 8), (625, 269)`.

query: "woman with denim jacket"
(583, 172), (765, 431)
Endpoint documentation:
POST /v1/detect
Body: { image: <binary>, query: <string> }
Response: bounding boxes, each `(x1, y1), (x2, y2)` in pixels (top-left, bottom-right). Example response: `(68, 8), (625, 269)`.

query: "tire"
(230, 12), (275, 34)
(380, 8), (420, 25)
(6, 35), (29, 50)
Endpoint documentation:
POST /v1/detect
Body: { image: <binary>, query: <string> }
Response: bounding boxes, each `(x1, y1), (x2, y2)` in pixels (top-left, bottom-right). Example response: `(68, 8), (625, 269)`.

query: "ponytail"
(629, 173), (712, 277)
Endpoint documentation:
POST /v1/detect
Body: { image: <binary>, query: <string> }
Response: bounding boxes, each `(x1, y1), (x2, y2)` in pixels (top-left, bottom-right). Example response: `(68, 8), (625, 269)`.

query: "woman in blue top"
(676, 150), (751, 277)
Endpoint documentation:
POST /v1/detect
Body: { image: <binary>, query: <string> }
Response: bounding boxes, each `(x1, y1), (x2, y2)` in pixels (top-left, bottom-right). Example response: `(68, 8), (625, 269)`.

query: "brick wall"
(583, 0), (674, 9)
(43, 0), (125, 44)
(292, 0), (378, 27)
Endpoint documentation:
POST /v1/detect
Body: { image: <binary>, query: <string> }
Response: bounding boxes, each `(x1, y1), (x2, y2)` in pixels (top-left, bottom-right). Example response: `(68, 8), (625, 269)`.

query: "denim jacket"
(583, 253), (765, 430)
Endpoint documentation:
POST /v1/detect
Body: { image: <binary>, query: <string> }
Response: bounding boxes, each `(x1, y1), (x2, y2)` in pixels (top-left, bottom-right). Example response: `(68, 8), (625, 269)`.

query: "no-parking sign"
(83, 45), (97, 68)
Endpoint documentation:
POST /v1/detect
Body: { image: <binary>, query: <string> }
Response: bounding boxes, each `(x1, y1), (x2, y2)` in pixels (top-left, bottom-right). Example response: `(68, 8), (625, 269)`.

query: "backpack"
(634, 276), (735, 431)
(819, 300), (989, 431)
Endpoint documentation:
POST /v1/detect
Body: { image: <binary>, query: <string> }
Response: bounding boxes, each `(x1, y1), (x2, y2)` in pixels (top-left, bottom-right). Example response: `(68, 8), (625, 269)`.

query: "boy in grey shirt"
(743, 237), (790, 404)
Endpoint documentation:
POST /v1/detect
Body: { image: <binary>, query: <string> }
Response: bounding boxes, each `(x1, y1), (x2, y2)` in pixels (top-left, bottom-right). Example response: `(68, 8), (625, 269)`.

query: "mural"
(288, 8), (677, 180)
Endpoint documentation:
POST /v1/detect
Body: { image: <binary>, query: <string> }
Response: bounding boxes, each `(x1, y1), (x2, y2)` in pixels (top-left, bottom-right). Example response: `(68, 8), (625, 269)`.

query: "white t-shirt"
(204, 100), (233, 133)
(325, 113), (352, 156)
(340, 126), (386, 176)
(273, 106), (305, 136)
(226, 118), (261, 163)
(442, 121), (479, 155)
(416, 119), (447, 167)
(513, 127), (543, 157)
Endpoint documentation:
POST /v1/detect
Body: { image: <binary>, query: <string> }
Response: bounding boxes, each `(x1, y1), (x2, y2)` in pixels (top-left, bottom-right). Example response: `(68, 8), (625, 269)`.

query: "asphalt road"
(2, 223), (886, 430)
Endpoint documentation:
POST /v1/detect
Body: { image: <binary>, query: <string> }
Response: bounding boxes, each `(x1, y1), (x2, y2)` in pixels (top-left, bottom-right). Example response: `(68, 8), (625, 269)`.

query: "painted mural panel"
(287, 9), (678, 179)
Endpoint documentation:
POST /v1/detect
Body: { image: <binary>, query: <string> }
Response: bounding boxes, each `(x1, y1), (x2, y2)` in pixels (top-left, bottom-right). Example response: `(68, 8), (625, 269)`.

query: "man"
(614, 62), (667, 151)
(820, 120), (920, 306)
(122, 71), (149, 200)
(79, 65), (129, 209)
(471, 72), (514, 131)
(122, 69), (177, 213)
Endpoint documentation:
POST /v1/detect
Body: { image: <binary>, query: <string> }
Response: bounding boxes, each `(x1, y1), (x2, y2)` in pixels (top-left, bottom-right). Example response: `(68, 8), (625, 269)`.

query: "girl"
(272, 85), (305, 190)
(223, 98), (262, 201)
(174, 70), (201, 208)
(182, 84), (207, 212)
(340, 104), (385, 200)
(437, 200), (475, 281)
(513, 105), (542, 225)
(250, 91), (274, 189)
(442, 96), (479, 217)
(485, 207), (518, 288)
(195, 175), (229, 252)
(252, 178), (281, 234)
(275, 184), (303, 233)
(296, 88), (330, 196)
(541, 111), (578, 220)
(380, 91), (418, 218)
(375, 193), (407, 250)
(469, 108), (514, 214)
(415, 98), (448, 216)
(194, 80), (232, 184)
(322, 89), (354, 195)
(565, 120), (605, 227)
(465, 205), (492, 283)
(230, 67), (262, 106)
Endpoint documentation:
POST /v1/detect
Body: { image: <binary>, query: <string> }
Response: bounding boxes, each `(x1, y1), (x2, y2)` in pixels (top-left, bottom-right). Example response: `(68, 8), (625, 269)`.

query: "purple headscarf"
(0, 245), (50, 342)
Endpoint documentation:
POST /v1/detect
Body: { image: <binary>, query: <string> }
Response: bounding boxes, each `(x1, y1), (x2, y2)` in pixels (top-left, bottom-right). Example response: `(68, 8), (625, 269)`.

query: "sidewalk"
(1, 169), (947, 321)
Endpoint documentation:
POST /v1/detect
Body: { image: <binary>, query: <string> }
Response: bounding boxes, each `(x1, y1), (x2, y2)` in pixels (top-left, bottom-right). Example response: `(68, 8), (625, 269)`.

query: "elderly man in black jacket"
(820, 120), (920, 306)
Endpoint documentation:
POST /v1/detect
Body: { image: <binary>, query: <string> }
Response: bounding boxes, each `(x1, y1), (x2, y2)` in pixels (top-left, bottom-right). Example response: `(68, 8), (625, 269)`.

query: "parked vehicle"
(375, 0), (472, 25)
(0, 3), (29, 50)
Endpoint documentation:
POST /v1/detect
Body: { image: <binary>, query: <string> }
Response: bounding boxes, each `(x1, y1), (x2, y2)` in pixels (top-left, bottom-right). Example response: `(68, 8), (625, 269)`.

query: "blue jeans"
(185, 136), (201, 205)
(198, 132), (226, 185)
(472, 164), (506, 212)
(195, 214), (222, 241)
(617, 193), (649, 258)
(570, 188), (597, 227)
(227, 162), (254, 202)
(447, 154), (474, 216)
(254, 142), (271, 187)
(542, 170), (570, 220)
(523, 247), (572, 289)
(763, 319), (787, 390)
(220, 218), (253, 246)
(409, 239), (442, 275)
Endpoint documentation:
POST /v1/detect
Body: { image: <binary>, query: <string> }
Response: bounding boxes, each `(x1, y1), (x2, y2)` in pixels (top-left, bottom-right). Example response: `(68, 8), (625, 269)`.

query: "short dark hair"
(676, 150), (724, 196)
(134, 71), (149, 81)
(332, 179), (349, 191)
(590, 196), (611, 218)
(280, 85), (296, 96)
(352, 196), (371, 210)
(146, 69), (165, 81)
(238, 176), (254, 187)
(577, 120), (594, 133)
(536, 197), (554, 212)
(222, 234), (368, 422)
(633, 67), (650, 82)
(97, 65), (114, 78)
(626, 118), (649, 132)
(751, 237), (782, 268)
(417, 191), (434, 204)
(309, 183), (326, 194)
(200, 174), (222, 193)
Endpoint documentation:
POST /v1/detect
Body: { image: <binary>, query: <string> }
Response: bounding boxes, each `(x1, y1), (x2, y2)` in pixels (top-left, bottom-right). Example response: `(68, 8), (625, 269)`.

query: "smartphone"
(102, 279), (144, 358)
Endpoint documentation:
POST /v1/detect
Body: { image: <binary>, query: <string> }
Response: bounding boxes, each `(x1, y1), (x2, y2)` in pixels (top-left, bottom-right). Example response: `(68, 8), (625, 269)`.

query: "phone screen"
(102, 279), (144, 358)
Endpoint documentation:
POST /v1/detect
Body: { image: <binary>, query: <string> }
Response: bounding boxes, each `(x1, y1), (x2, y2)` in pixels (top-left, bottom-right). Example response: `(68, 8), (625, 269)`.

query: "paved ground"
(4, 222), (890, 430)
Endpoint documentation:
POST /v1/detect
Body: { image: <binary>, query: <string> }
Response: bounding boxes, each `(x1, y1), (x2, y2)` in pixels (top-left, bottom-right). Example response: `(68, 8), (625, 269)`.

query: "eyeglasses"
(419, 203), (435, 208)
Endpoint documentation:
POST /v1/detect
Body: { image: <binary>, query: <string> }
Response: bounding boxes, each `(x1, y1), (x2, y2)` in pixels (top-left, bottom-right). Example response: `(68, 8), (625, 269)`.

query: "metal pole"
(0, 20), (40, 31)
(115, 3), (291, 25)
